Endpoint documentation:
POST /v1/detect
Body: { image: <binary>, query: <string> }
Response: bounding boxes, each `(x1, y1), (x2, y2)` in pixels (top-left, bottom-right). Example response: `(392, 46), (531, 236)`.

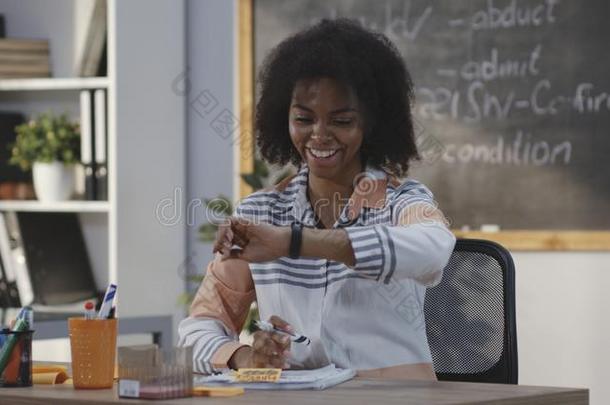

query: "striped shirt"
(178, 165), (456, 377)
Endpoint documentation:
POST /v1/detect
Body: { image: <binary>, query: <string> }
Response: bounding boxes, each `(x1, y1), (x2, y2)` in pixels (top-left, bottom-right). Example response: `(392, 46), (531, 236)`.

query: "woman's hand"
(213, 217), (290, 263)
(228, 316), (292, 369)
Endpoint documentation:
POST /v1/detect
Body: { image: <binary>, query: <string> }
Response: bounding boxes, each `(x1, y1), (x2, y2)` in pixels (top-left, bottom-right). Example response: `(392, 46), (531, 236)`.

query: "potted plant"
(9, 112), (80, 202)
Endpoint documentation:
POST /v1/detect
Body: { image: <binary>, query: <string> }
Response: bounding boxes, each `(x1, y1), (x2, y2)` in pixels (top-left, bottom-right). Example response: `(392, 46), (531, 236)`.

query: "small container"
(0, 329), (33, 387)
(68, 317), (117, 389)
(118, 344), (193, 399)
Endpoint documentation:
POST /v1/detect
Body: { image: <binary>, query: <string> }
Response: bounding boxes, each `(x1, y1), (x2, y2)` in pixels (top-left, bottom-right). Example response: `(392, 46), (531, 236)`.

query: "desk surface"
(0, 379), (588, 405)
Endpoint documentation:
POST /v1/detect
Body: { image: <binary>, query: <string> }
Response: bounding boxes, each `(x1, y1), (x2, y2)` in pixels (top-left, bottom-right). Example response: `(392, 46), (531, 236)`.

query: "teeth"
(309, 148), (338, 158)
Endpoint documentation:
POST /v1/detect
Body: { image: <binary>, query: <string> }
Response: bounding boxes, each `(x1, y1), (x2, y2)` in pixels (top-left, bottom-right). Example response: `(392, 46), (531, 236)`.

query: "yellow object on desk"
(32, 365), (71, 385)
(193, 386), (245, 397)
(235, 368), (282, 382)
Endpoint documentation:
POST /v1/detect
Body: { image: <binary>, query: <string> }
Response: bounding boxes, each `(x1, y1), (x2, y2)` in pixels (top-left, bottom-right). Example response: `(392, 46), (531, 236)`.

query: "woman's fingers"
(230, 217), (250, 245)
(252, 351), (285, 369)
(269, 315), (294, 333)
(251, 331), (290, 368)
(269, 331), (291, 351)
(252, 332), (281, 356)
(213, 217), (250, 255)
(213, 221), (233, 253)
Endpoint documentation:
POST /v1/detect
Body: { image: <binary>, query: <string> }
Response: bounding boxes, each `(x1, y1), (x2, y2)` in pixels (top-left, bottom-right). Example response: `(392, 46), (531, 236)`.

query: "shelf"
(0, 77), (109, 92)
(0, 200), (110, 213)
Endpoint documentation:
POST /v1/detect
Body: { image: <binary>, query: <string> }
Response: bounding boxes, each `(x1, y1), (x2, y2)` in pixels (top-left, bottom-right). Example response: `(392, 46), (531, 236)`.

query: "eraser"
(193, 386), (245, 397)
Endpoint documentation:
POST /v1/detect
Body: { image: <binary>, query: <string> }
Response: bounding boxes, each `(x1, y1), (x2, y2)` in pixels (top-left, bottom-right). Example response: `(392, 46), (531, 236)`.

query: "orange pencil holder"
(68, 317), (117, 389)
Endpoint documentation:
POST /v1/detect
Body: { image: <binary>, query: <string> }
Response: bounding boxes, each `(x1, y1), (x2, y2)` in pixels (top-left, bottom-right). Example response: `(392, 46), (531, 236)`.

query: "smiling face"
(289, 77), (364, 183)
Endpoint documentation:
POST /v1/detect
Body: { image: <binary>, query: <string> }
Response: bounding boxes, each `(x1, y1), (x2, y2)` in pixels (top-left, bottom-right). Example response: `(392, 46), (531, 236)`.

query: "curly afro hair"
(255, 18), (419, 177)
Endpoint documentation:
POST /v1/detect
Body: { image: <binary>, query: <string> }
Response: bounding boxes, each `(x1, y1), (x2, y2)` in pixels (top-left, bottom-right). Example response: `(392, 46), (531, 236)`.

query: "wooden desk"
(0, 379), (588, 405)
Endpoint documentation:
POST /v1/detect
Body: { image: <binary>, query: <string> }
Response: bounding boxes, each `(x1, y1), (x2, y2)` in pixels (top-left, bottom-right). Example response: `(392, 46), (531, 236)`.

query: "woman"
(178, 19), (455, 380)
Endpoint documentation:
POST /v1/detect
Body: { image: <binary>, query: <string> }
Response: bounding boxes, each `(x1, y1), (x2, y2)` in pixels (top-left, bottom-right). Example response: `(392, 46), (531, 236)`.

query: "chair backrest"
(424, 238), (518, 384)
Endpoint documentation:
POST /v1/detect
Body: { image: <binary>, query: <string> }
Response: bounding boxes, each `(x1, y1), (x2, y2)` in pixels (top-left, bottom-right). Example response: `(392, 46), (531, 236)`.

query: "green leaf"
(177, 292), (194, 307)
(198, 223), (218, 242)
(253, 158), (269, 178)
(204, 195), (233, 216)
(244, 305), (260, 334)
(241, 173), (264, 190)
(7, 111), (80, 172)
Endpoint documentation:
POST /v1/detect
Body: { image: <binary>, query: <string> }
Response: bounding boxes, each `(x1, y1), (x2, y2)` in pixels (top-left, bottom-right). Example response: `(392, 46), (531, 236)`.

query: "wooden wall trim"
(453, 230), (610, 251)
(238, 0), (254, 198)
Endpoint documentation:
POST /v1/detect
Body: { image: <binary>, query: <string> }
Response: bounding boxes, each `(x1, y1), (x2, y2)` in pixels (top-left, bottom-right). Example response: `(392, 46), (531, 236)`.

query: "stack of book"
(0, 39), (51, 79)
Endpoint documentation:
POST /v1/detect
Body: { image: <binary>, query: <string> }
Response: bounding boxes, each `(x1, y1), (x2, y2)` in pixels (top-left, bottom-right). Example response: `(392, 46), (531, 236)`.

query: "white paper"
(119, 379), (140, 398)
(0, 213), (16, 281)
(194, 364), (355, 390)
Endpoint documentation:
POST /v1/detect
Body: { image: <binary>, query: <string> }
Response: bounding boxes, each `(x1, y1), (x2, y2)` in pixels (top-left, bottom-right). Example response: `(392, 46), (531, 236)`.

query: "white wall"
(515, 252), (610, 405)
(112, 0), (186, 338)
(185, 0), (237, 297)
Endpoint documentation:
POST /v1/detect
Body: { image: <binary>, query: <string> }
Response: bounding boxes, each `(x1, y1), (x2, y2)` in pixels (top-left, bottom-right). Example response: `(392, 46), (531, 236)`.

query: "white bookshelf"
(0, 77), (110, 92)
(0, 200), (110, 213)
(0, 0), (186, 348)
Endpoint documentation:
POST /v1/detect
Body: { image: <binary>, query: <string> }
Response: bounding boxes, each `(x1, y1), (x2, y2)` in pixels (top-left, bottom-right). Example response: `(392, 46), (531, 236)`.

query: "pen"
(17, 306), (33, 330)
(84, 301), (96, 320)
(0, 317), (28, 374)
(254, 320), (310, 346)
(98, 284), (117, 319)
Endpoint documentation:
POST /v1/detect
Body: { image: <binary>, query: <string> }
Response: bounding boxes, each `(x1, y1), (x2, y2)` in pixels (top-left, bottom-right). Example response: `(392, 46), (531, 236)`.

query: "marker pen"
(84, 301), (96, 320)
(254, 320), (310, 346)
(98, 284), (117, 319)
(0, 318), (28, 373)
(16, 306), (33, 330)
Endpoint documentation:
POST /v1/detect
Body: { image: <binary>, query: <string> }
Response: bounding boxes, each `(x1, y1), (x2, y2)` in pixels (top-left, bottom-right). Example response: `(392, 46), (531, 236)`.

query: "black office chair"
(424, 238), (518, 384)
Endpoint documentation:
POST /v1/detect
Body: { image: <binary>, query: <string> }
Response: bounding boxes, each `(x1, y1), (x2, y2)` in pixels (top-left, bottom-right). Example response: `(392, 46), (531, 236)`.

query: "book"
(0, 53), (49, 64)
(2, 212), (33, 306)
(94, 89), (107, 200)
(80, 90), (96, 200)
(0, 39), (50, 78)
(0, 213), (19, 308)
(76, 0), (107, 77)
(0, 39), (49, 53)
(0, 239), (20, 309)
(0, 64), (50, 77)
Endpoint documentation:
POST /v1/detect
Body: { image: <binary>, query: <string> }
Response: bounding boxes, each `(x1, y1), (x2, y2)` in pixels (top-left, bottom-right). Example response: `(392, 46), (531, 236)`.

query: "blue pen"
(0, 328), (7, 347)
(16, 307), (33, 330)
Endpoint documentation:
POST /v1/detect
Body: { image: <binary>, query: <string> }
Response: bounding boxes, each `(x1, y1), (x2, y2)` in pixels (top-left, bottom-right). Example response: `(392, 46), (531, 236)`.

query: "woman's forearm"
(301, 228), (356, 267)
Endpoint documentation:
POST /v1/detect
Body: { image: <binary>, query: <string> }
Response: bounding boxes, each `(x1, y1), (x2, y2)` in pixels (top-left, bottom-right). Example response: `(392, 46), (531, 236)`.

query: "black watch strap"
(289, 222), (303, 259)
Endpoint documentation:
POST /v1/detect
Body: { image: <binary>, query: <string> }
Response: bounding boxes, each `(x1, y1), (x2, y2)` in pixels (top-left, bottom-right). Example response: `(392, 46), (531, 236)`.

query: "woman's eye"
(294, 117), (312, 124)
(333, 119), (353, 126)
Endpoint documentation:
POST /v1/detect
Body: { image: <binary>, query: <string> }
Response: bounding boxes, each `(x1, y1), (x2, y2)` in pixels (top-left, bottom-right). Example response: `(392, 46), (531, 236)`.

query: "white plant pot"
(32, 162), (76, 202)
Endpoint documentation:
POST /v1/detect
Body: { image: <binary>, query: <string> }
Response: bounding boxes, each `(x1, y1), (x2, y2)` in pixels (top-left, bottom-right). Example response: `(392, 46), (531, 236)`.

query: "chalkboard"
(251, 0), (610, 231)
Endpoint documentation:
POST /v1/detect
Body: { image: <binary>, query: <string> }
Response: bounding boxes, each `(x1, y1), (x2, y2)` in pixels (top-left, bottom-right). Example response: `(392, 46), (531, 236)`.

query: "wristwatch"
(289, 222), (303, 259)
